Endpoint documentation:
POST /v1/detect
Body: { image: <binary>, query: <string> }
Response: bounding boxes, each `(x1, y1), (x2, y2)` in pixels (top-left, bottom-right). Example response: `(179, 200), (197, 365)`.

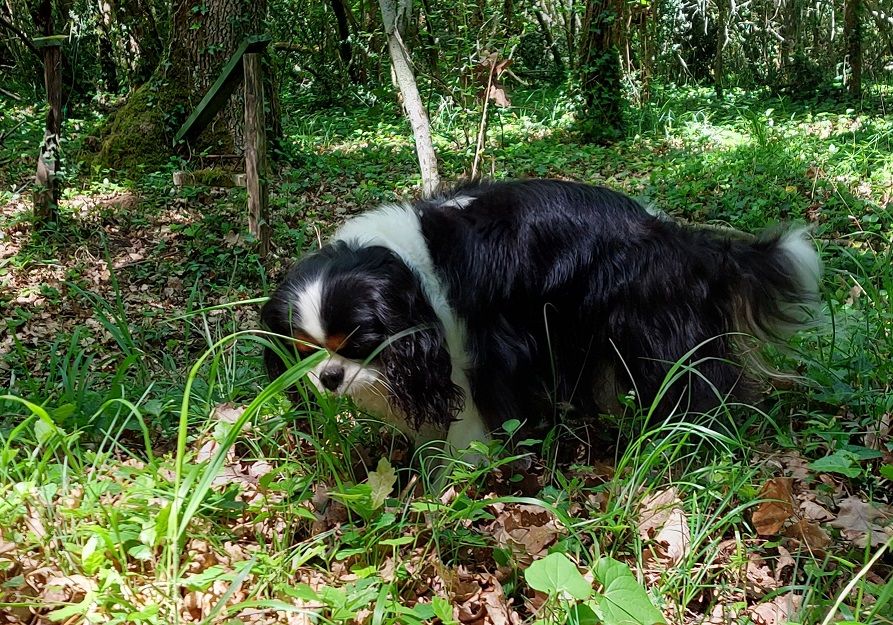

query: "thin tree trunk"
(31, 0), (61, 224)
(779, 0), (800, 82)
(379, 0), (440, 195)
(639, 3), (652, 101)
(568, 0), (577, 65)
(330, 0), (362, 83)
(845, 0), (862, 97)
(502, 0), (513, 34)
(417, 0), (441, 80)
(535, 10), (565, 73)
(471, 58), (496, 180)
(714, 0), (728, 98)
(96, 0), (120, 91)
(34, 42), (62, 224)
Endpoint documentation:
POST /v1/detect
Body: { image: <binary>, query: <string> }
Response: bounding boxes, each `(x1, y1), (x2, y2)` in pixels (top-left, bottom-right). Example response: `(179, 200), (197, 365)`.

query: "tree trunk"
(29, 0), (53, 35)
(378, 0), (440, 196)
(639, 2), (653, 102)
(94, 0), (118, 92)
(568, 0), (577, 66)
(779, 0), (801, 84)
(88, 0), (269, 172)
(417, 0), (441, 79)
(714, 0), (728, 98)
(31, 0), (61, 224)
(844, 0), (862, 98)
(330, 0), (362, 83)
(93, 0), (161, 87)
(577, 0), (624, 143)
(535, 10), (565, 74)
(170, 0), (264, 146)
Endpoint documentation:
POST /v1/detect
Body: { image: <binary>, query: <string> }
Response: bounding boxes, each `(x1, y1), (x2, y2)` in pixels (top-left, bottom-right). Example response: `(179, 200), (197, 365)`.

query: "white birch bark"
(379, 0), (440, 196)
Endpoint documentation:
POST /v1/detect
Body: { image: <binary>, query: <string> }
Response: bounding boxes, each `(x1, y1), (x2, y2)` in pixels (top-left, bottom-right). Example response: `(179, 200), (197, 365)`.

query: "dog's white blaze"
(335, 203), (491, 452)
(295, 279), (326, 343)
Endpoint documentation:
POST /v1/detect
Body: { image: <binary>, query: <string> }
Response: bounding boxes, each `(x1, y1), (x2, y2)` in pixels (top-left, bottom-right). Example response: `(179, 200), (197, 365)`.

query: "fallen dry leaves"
(830, 495), (893, 548)
(747, 592), (803, 625)
(3, 189), (892, 624)
(447, 568), (521, 625)
(748, 467), (893, 552)
(0, 191), (261, 385)
(752, 478), (795, 536)
(638, 487), (691, 569)
(487, 503), (562, 564)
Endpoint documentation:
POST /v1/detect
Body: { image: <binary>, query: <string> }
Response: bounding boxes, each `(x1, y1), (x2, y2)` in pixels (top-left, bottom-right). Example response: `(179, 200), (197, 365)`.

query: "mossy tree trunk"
(577, 0), (624, 144)
(90, 0), (268, 172)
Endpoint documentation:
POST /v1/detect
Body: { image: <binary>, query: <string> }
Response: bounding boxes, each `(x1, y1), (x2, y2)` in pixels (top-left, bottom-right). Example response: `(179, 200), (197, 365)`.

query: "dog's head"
(261, 242), (463, 430)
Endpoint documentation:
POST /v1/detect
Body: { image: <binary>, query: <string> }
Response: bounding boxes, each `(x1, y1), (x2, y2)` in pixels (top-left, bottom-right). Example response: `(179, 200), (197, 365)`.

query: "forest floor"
(1, 85), (892, 624)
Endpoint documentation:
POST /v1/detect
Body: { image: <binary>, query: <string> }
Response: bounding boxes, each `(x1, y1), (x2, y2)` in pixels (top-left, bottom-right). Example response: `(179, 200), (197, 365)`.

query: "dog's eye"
(337, 344), (366, 360)
(336, 337), (381, 361)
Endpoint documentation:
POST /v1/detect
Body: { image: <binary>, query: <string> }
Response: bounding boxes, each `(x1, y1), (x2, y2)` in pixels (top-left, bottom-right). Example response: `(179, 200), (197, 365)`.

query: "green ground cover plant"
(1, 85), (891, 624)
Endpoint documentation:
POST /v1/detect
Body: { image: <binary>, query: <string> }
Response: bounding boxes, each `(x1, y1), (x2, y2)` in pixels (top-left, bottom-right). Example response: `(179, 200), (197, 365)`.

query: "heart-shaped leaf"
(524, 552), (592, 600)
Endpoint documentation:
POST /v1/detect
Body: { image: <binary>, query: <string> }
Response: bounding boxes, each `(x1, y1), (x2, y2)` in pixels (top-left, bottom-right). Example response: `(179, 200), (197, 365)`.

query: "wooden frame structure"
(32, 34), (66, 224)
(174, 35), (272, 257)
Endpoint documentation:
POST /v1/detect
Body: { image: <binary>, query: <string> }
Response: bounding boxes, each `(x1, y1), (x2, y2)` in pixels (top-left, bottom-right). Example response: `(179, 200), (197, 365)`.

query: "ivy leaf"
(81, 534), (106, 575)
(593, 557), (665, 625)
(809, 450), (862, 478)
(502, 419), (521, 435)
(524, 552), (592, 600)
(34, 419), (57, 446)
(368, 457), (397, 509)
(127, 543), (153, 561)
(569, 602), (600, 625)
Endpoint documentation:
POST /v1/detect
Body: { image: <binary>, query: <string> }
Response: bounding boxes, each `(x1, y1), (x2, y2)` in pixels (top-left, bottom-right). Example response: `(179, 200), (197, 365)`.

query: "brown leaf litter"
(638, 487), (691, 570)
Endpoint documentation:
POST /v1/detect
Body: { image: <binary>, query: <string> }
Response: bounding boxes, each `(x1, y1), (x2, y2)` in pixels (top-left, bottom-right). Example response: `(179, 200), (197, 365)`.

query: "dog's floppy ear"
(379, 324), (464, 431)
(260, 284), (305, 393)
(263, 340), (290, 383)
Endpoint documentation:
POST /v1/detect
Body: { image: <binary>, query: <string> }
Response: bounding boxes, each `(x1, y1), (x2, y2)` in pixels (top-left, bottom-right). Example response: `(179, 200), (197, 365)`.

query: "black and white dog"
(262, 179), (821, 452)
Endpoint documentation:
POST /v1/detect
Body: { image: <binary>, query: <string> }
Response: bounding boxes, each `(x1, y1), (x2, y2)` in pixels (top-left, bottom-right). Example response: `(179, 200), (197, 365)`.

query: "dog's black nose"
(319, 365), (345, 391)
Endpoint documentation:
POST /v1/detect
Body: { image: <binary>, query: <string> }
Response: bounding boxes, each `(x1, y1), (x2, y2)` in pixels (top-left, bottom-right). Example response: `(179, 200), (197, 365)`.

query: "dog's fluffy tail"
(727, 226), (822, 341)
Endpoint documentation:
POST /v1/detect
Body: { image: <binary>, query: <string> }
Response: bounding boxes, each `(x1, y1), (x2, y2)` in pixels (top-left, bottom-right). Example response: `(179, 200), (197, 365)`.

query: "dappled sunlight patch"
(63, 190), (141, 221)
(0, 182), (264, 386)
(677, 120), (749, 149)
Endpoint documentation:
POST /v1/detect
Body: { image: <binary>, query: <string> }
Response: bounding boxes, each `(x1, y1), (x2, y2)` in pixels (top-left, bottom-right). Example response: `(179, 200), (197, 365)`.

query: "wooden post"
(243, 51), (270, 257)
(33, 35), (65, 224)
